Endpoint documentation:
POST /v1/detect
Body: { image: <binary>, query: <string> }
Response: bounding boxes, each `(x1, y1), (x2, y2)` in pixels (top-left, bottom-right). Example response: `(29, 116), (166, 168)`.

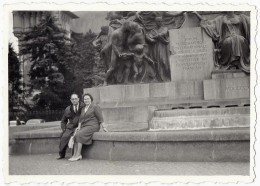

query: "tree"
(71, 29), (106, 90)
(19, 13), (108, 110)
(19, 13), (77, 110)
(8, 43), (22, 111)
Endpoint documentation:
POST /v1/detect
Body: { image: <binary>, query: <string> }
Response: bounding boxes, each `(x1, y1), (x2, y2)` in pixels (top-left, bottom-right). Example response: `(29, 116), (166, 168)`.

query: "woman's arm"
(75, 122), (81, 132)
(100, 122), (108, 132)
(94, 105), (108, 132)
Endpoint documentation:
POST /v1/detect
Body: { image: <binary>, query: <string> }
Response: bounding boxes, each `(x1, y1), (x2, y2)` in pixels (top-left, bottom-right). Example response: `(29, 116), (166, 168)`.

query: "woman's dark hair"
(82, 93), (93, 101)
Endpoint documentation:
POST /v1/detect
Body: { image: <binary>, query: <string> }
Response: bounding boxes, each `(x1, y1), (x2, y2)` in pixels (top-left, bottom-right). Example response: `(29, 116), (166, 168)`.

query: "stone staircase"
(150, 106), (250, 130)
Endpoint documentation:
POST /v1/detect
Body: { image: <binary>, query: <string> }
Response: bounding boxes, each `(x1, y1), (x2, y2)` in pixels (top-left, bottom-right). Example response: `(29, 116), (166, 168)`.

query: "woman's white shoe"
(69, 155), (82, 161)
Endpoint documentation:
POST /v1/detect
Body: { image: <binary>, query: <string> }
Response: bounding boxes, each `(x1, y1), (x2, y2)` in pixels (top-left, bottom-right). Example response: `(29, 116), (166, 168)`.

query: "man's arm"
(60, 108), (69, 131)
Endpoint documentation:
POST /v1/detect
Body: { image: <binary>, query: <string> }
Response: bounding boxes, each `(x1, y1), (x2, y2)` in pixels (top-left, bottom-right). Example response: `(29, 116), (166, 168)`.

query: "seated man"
(57, 93), (85, 159)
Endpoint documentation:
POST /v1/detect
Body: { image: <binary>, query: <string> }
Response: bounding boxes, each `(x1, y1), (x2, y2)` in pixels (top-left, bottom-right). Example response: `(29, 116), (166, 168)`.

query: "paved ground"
(9, 154), (249, 175)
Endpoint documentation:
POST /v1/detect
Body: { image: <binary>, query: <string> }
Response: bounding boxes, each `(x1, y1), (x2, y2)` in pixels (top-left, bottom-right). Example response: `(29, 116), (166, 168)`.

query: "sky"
(8, 11), (109, 53)
(8, 12), (18, 53)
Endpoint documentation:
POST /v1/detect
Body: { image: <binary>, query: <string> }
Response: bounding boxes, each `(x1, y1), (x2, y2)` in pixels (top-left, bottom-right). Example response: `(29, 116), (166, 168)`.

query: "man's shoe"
(56, 156), (65, 160)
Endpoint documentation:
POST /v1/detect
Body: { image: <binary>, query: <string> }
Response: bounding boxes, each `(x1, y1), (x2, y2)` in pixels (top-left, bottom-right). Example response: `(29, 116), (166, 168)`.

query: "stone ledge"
(150, 114), (249, 130)
(93, 128), (249, 142)
(13, 126), (61, 139)
(154, 106), (250, 117)
(9, 122), (60, 140)
(11, 128), (250, 162)
(99, 98), (250, 108)
(14, 127), (249, 142)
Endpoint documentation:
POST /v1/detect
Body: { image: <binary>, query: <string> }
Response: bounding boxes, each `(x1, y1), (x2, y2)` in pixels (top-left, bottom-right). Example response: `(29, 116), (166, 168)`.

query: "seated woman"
(69, 93), (108, 161)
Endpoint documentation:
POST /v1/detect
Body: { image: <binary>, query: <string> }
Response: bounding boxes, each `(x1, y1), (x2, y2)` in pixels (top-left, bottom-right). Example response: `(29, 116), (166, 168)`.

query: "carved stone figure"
(145, 16), (171, 81)
(135, 11), (185, 31)
(130, 44), (156, 83)
(192, 11), (250, 73)
(92, 26), (110, 70)
(103, 21), (133, 85)
(99, 11), (186, 85)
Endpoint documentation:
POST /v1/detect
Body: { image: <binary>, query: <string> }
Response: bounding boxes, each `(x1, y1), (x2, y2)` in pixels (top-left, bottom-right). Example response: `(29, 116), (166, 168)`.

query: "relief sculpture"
(95, 11), (185, 85)
(93, 11), (250, 86)
(192, 11), (250, 73)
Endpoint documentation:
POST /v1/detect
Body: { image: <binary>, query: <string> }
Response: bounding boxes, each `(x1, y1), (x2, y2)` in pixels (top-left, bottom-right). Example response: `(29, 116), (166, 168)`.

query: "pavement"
(9, 154), (249, 175)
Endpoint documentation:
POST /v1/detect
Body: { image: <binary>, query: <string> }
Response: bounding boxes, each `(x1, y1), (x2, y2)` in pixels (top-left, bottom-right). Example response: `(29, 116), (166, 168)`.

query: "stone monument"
(11, 11), (251, 163)
(83, 11), (250, 131)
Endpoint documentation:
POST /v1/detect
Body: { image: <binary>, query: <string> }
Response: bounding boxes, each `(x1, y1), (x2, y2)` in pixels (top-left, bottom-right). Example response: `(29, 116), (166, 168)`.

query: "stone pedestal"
(204, 77), (250, 100)
(169, 27), (214, 81)
(84, 81), (204, 105)
(150, 107), (250, 130)
(84, 82), (204, 131)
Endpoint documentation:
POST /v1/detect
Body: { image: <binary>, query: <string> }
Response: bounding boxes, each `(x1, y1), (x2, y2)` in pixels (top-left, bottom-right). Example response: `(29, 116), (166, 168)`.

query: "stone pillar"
(54, 11), (62, 29)
(13, 11), (23, 34)
(29, 12), (34, 29)
(35, 12), (41, 25)
(24, 12), (30, 32)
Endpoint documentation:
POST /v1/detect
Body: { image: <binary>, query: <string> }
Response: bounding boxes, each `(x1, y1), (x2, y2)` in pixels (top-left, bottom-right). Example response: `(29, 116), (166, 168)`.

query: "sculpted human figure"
(103, 21), (133, 85)
(130, 44), (156, 83)
(135, 11), (185, 30)
(127, 21), (145, 52)
(92, 26), (110, 70)
(125, 22), (156, 83)
(192, 11), (250, 73)
(145, 16), (171, 82)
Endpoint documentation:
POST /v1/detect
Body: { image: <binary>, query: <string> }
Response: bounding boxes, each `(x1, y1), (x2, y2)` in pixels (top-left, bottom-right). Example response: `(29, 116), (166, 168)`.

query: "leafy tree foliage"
(71, 30), (106, 90)
(19, 13), (78, 109)
(8, 43), (22, 110)
(19, 12), (107, 110)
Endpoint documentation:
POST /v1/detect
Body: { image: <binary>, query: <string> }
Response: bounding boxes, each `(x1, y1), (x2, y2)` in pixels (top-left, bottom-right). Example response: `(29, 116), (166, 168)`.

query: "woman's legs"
(72, 143), (78, 157)
(69, 142), (83, 161)
(74, 143), (83, 157)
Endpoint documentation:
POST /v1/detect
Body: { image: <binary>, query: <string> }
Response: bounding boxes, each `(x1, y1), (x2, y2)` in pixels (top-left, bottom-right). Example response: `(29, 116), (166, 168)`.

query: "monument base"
(204, 71), (250, 100)
(150, 106), (249, 130)
(84, 79), (250, 131)
(11, 127), (250, 162)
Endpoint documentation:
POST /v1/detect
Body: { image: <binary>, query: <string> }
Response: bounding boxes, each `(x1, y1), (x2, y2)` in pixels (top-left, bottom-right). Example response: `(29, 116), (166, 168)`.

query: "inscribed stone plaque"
(169, 27), (214, 81)
(203, 77), (250, 100)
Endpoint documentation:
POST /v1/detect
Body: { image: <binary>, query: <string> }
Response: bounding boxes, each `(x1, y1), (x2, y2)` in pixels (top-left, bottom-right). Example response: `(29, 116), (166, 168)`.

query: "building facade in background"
(12, 11), (79, 91)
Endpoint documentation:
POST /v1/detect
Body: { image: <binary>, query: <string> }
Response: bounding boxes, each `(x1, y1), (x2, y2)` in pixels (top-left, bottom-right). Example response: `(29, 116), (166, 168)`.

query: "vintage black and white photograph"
(3, 2), (257, 183)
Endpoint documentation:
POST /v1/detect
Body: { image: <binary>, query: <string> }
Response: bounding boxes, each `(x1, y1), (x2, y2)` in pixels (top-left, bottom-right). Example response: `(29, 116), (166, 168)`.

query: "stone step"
(211, 69), (248, 79)
(154, 106), (250, 118)
(100, 98), (250, 109)
(10, 127), (250, 162)
(150, 114), (249, 130)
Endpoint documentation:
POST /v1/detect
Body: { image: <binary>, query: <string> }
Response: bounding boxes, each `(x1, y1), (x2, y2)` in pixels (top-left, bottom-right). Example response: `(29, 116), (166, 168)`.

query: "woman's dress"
(74, 103), (103, 145)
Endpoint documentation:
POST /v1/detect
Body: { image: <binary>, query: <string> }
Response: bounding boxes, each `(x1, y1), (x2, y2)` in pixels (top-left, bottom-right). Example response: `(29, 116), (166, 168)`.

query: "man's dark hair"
(82, 93), (94, 101)
(70, 93), (80, 99)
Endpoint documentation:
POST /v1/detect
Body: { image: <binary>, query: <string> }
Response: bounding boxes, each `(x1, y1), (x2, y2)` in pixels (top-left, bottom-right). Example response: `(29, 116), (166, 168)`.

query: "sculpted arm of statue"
(144, 55), (156, 65)
(111, 33), (122, 58)
(92, 37), (101, 48)
(135, 11), (143, 22)
(190, 11), (205, 21)
(159, 27), (168, 37)
(145, 33), (156, 43)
